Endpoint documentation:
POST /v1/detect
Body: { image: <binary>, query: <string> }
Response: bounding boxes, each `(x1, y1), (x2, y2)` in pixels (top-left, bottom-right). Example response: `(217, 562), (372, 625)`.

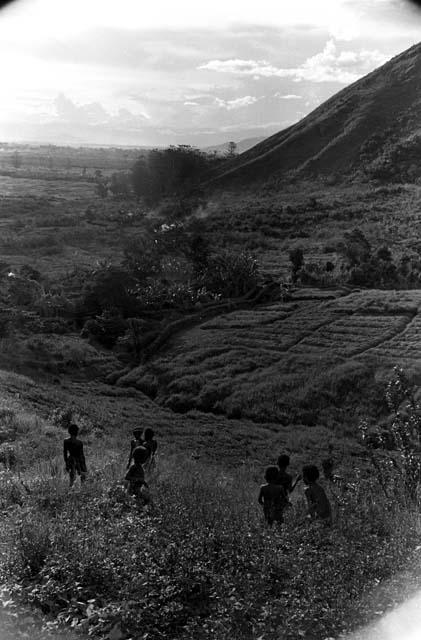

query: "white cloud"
(54, 93), (150, 125)
(184, 101), (200, 106)
(275, 93), (302, 99)
(199, 39), (389, 84)
(215, 95), (259, 110)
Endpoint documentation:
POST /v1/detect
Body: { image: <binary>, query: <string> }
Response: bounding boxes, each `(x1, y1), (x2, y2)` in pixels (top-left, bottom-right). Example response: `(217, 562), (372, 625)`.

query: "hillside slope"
(209, 42), (421, 185)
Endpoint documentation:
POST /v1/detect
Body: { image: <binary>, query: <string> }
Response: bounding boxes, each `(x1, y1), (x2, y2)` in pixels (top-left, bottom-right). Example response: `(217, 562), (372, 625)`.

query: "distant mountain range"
(209, 42), (421, 186)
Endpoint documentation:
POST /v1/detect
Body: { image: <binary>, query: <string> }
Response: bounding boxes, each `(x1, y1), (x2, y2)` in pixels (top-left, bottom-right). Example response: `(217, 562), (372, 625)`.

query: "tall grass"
(2, 454), (420, 640)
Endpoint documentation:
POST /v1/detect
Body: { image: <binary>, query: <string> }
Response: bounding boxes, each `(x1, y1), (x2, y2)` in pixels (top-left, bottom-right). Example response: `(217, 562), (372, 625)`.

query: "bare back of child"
(258, 466), (288, 526)
(302, 464), (332, 525)
(125, 446), (150, 504)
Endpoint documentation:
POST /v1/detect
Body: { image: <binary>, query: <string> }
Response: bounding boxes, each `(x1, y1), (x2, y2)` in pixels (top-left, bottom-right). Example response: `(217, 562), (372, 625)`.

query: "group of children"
(63, 424), (158, 497)
(63, 424), (338, 526)
(258, 454), (337, 527)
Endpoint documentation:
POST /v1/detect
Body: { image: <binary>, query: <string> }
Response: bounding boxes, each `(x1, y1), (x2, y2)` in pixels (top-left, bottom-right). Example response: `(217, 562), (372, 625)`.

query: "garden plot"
(360, 313), (421, 364)
(331, 289), (421, 314)
(291, 313), (411, 358)
(159, 304), (337, 394)
(137, 289), (421, 427)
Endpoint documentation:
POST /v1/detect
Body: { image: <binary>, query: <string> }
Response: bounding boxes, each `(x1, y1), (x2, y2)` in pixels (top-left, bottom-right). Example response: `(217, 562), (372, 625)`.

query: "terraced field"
(121, 288), (421, 438)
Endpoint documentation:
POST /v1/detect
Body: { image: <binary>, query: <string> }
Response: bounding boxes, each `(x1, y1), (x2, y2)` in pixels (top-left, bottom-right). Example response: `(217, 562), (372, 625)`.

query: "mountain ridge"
(209, 41), (421, 185)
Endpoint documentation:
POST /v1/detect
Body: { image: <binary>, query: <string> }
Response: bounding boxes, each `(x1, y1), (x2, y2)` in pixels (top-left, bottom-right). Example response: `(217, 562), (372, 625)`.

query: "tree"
(289, 247), (304, 282)
(78, 265), (139, 319)
(122, 235), (162, 283)
(226, 141), (237, 158)
(201, 250), (258, 298)
(10, 151), (22, 170)
(131, 146), (220, 205)
(338, 229), (371, 267)
(95, 181), (108, 199)
(109, 172), (132, 198)
(82, 309), (127, 348)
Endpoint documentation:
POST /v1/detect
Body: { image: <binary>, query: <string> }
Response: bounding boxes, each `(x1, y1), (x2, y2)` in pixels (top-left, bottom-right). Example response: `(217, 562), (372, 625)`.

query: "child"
(63, 424), (87, 487)
(125, 445), (150, 503)
(277, 454), (301, 494)
(143, 428), (158, 466)
(302, 464), (332, 525)
(258, 466), (288, 526)
(127, 428), (143, 469)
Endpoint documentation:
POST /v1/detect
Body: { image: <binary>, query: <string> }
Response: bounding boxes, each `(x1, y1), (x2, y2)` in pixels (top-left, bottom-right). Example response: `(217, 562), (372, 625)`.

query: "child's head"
(277, 454), (290, 470)
(143, 428), (154, 441)
(302, 464), (319, 485)
(322, 458), (334, 478)
(133, 428), (142, 440)
(133, 446), (149, 465)
(68, 423), (79, 437)
(265, 466), (280, 484)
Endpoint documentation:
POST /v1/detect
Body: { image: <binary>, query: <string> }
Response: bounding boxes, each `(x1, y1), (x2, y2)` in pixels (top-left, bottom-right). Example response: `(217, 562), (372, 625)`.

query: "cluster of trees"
(94, 170), (132, 199)
(92, 143), (239, 205)
(337, 229), (421, 288)
(288, 229), (421, 289)
(130, 145), (224, 205)
(75, 221), (259, 351)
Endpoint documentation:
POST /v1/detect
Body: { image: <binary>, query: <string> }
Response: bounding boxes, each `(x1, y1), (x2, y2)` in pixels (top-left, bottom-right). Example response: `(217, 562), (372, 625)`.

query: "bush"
(77, 264), (139, 320)
(201, 250), (258, 298)
(81, 309), (128, 348)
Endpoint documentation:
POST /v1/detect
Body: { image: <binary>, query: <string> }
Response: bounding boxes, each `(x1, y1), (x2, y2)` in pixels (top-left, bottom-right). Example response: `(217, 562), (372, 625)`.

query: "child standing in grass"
(258, 466), (288, 526)
(127, 428), (144, 470)
(125, 445), (150, 503)
(302, 464), (332, 525)
(277, 454), (301, 495)
(63, 424), (87, 487)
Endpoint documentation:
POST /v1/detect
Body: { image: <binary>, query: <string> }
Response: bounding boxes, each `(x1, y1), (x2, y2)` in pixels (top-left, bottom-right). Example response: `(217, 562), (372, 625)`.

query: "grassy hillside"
(1, 156), (421, 637)
(207, 42), (421, 185)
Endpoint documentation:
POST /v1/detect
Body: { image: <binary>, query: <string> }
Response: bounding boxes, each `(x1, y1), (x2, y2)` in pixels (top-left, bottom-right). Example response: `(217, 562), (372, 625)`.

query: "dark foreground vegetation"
(0, 368), (419, 640)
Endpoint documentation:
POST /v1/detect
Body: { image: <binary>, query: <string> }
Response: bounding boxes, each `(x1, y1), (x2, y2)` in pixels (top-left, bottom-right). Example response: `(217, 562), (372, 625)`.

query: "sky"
(1, 0), (421, 148)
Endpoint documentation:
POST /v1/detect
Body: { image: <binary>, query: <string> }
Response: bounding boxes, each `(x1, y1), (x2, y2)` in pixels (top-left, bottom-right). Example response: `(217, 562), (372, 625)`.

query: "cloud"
(275, 93), (302, 99)
(54, 93), (150, 126)
(199, 39), (389, 84)
(215, 95), (259, 110)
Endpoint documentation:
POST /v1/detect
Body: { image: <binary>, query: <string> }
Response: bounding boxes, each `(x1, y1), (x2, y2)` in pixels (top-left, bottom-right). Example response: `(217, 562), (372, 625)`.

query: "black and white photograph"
(1, 0), (421, 638)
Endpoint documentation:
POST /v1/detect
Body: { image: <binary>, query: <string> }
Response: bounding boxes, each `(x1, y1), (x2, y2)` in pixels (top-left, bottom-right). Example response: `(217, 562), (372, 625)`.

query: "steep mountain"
(209, 42), (421, 185)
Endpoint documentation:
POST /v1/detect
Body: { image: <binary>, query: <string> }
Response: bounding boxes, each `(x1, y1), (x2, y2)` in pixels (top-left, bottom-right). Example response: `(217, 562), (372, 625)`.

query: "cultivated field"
(120, 288), (421, 454)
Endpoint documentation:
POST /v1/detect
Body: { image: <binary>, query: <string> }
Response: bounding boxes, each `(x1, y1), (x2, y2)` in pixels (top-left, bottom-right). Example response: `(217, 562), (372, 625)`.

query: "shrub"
(77, 264), (139, 319)
(109, 172), (131, 198)
(201, 250), (259, 298)
(81, 309), (128, 348)
(289, 247), (304, 283)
